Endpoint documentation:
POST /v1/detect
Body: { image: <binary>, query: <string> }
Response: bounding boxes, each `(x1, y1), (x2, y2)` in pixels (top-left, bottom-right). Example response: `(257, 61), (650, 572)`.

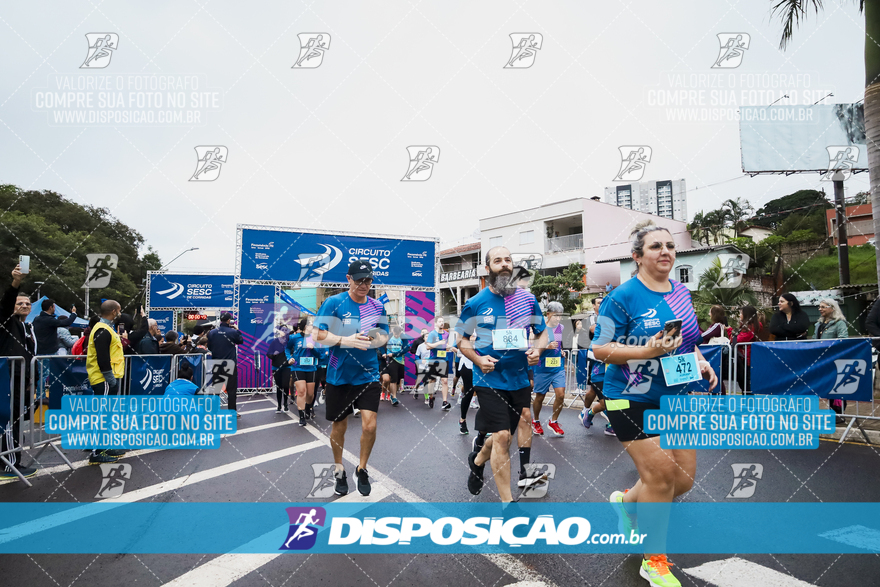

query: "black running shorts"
(325, 381), (382, 422)
(292, 370), (316, 384)
(383, 360), (404, 383)
(473, 386), (531, 434)
(604, 399), (660, 443)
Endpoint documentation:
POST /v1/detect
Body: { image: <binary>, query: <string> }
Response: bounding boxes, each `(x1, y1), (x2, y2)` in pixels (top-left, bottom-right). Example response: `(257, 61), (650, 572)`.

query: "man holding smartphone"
(314, 261), (389, 497)
(0, 264), (37, 480)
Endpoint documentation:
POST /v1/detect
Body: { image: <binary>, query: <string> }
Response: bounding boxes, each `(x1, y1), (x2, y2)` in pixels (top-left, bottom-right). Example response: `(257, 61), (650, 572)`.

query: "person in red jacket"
(735, 305), (762, 393)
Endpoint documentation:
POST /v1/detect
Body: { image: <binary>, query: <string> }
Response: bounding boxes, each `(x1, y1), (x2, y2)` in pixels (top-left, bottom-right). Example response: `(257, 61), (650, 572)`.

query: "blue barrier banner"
(0, 358), (9, 430)
(177, 355), (204, 389)
(680, 344), (724, 394)
(1, 502), (879, 554)
(149, 274), (235, 309)
(46, 358), (90, 410)
(240, 228), (435, 288)
(751, 338), (874, 400)
(128, 355), (172, 395)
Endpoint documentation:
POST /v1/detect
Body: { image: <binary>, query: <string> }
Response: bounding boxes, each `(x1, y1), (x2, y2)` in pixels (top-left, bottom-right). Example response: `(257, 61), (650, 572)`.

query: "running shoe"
(470, 397), (479, 410)
(353, 408), (361, 418)
(299, 413), (307, 427)
(318, 392), (325, 406)
(639, 555), (681, 587)
(532, 420), (544, 436)
(610, 490), (638, 537)
(442, 401), (452, 411)
(334, 467), (348, 496)
(283, 404), (289, 412)
(547, 421), (564, 436)
(459, 420), (468, 435)
(380, 392), (386, 401)
(604, 424), (616, 437)
(0, 465), (37, 480)
(425, 396), (430, 405)
(106, 450), (126, 457)
(580, 408), (594, 429)
(354, 465), (371, 496)
(275, 407), (282, 414)
(88, 450), (119, 465)
(304, 406), (312, 420)
(391, 397), (400, 406)
(429, 396), (435, 409)
(467, 451), (484, 495)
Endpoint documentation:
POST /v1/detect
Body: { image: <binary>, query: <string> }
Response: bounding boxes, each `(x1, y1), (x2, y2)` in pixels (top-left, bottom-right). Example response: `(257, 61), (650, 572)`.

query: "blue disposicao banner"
(149, 274), (235, 308)
(750, 338), (874, 401)
(128, 355), (173, 396)
(240, 228), (435, 288)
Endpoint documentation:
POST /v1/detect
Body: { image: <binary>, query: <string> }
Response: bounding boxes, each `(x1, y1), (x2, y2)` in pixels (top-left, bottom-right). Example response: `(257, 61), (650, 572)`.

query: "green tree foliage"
(529, 263), (587, 316)
(752, 189), (830, 231)
(0, 184), (162, 317)
(692, 258), (759, 323)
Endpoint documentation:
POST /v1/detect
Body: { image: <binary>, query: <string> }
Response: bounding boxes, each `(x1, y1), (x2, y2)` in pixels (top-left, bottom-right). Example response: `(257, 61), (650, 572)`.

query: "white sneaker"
(353, 408), (361, 418)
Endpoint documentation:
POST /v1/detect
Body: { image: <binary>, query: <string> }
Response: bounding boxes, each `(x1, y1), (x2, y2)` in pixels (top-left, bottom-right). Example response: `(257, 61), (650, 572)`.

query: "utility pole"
(833, 171), (851, 286)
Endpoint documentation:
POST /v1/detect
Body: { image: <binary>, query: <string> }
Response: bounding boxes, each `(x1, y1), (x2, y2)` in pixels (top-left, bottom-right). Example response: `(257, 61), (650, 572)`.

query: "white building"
(479, 198), (692, 293)
(604, 179), (688, 222)
(438, 242), (481, 316)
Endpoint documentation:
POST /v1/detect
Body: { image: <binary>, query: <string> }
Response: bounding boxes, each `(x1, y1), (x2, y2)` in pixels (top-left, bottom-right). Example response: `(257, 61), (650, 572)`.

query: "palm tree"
(772, 1), (880, 282)
(688, 210), (711, 245)
(721, 197), (753, 237)
(692, 258), (759, 321)
(703, 209), (727, 244)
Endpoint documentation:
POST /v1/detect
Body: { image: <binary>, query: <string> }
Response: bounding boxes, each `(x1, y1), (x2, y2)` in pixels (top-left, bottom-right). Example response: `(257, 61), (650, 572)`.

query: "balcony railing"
(546, 233), (583, 253)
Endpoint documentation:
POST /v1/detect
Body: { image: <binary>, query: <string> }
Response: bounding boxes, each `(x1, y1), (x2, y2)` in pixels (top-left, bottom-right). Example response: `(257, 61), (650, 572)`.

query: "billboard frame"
(145, 270), (236, 322)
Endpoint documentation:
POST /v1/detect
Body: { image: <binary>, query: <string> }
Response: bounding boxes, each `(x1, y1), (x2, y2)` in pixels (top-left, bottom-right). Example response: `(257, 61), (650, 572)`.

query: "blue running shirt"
(455, 287), (546, 391)
(593, 278), (700, 405)
(533, 323), (564, 374)
(315, 292), (389, 386)
(285, 333), (318, 372)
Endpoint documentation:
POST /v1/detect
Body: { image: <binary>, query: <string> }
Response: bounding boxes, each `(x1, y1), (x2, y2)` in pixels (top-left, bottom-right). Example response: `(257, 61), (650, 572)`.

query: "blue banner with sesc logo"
(750, 339), (873, 401)
(239, 228), (435, 288)
(127, 355), (172, 396)
(149, 273), (235, 309)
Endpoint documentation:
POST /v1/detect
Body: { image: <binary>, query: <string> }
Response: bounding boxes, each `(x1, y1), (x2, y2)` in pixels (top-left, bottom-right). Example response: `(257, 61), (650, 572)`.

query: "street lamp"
(33, 281), (45, 299)
(160, 247), (199, 271)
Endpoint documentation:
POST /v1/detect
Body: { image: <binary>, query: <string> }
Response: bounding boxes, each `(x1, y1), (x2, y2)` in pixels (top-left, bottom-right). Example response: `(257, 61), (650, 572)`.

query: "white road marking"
(161, 485), (392, 587)
(0, 440), (323, 545)
(683, 557), (816, 586)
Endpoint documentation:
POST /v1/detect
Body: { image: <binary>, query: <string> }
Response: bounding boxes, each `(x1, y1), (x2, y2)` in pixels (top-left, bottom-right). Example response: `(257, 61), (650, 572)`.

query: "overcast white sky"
(0, 0), (868, 274)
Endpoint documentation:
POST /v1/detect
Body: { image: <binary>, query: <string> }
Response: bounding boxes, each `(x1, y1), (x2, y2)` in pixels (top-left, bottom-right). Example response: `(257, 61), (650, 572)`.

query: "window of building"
(520, 230), (534, 245)
(677, 265), (692, 284)
(489, 236), (502, 248)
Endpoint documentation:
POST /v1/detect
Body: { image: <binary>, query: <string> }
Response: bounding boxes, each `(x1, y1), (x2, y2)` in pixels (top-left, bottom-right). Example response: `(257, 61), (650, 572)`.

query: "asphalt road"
(2, 389), (879, 587)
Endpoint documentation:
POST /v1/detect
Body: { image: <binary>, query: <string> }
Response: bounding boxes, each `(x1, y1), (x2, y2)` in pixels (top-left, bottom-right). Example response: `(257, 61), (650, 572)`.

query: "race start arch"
(235, 224), (439, 390)
(145, 271), (236, 331)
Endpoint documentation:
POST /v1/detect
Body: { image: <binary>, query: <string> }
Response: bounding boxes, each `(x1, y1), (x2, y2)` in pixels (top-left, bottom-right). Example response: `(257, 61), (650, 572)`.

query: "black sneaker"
(275, 406), (282, 414)
(334, 467), (349, 496)
(467, 451), (484, 495)
(0, 465), (37, 480)
(88, 450), (119, 465)
(459, 420), (468, 435)
(105, 450), (126, 457)
(355, 466), (371, 496)
(442, 401), (452, 411)
(283, 404), (289, 412)
(429, 396), (435, 409)
(299, 413), (307, 427)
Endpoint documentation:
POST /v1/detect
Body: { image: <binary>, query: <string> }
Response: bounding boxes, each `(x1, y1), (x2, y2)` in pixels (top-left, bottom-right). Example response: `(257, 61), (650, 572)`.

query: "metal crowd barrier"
(0, 357), (29, 484)
(733, 337), (880, 444)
